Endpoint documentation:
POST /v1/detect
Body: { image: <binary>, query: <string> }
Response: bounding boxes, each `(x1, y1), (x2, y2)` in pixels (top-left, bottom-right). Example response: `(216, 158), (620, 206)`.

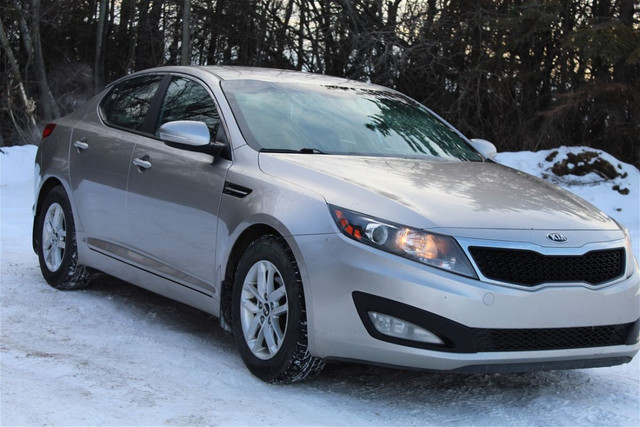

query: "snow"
(1, 145), (639, 425)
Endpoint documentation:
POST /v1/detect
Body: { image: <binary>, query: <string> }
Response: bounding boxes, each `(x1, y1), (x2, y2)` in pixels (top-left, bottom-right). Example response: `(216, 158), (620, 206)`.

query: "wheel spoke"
(247, 338), (260, 353)
(263, 323), (278, 355)
(245, 313), (261, 339)
(241, 297), (260, 314)
(271, 302), (288, 316)
(265, 266), (275, 296)
(272, 320), (284, 343)
(43, 236), (54, 251)
(45, 246), (53, 265)
(53, 247), (62, 268)
(47, 246), (59, 269)
(45, 220), (54, 235)
(252, 323), (266, 352)
(52, 206), (64, 230)
(256, 262), (268, 297)
(268, 285), (286, 302)
(244, 282), (264, 303)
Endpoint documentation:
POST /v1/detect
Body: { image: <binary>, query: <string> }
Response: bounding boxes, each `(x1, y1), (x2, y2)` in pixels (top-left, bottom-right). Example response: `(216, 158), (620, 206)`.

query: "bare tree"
(0, 18), (38, 136)
(181, 0), (191, 65)
(94, 0), (108, 90)
(30, 0), (60, 120)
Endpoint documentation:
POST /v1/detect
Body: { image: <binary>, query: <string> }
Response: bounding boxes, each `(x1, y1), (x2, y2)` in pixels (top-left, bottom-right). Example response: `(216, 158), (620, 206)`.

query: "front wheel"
(36, 186), (92, 290)
(232, 235), (324, 383)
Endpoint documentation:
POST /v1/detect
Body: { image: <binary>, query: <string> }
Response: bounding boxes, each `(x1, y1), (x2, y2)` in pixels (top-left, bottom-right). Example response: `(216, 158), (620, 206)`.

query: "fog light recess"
(368, 311), (444, 345)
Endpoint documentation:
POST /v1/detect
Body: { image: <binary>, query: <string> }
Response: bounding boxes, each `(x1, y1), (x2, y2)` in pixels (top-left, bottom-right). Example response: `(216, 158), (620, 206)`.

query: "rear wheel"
(36, 186), (92, 290)
(232, 235), (324, 383)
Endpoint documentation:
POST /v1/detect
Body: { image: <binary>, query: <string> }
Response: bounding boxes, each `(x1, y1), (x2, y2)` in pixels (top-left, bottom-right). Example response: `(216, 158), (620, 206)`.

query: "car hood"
(258, 154), (616, 231)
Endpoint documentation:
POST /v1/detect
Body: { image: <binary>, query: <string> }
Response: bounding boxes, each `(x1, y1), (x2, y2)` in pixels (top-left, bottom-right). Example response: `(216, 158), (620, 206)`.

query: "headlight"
(329, 205), (477, 278)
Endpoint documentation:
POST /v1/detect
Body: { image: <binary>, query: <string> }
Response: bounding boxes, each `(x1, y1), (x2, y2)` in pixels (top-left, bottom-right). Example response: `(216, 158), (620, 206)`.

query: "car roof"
(114, 65), (380, 89)
(197, 66), (359, 85)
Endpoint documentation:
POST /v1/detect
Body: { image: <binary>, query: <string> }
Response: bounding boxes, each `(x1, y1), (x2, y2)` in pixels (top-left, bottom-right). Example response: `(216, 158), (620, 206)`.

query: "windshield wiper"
(260, 148), (327, 154)
(299, 147), (326, 154)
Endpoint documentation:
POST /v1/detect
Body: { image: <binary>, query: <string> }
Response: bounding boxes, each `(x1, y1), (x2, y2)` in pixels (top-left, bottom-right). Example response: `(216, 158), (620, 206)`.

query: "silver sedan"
(33, 66), (639, 383)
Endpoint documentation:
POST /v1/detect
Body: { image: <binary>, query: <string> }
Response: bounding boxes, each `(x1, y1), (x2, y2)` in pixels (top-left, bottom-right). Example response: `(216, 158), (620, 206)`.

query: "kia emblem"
(547, 233), (568, 242)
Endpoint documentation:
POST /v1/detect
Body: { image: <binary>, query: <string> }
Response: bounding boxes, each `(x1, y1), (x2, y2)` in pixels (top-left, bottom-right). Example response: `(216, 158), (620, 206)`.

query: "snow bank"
(1, 145), (37, 183)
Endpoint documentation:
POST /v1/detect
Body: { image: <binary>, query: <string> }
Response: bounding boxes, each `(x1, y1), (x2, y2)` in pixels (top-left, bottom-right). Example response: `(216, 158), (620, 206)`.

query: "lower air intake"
(471, 322), (635, 352)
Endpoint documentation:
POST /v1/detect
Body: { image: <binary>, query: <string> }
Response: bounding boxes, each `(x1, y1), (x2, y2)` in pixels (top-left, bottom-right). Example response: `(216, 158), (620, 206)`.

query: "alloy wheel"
(239, 260), (289, 360)
(42, 202), (66, 272)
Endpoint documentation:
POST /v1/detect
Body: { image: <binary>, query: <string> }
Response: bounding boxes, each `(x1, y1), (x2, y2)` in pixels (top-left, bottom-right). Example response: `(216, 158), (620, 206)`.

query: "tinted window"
(222, 80), (483, 162)
(155, 77), (220, 140)
(101, 75), (162, 131)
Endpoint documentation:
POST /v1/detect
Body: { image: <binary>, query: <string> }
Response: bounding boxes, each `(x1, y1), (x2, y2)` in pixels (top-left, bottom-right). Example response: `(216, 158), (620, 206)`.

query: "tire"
(232, 235), (325, 383)
(36, 186), (92, 290)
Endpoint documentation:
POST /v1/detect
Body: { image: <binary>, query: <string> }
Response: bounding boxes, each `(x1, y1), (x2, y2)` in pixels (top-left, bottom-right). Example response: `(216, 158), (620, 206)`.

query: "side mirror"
(469, 138), (497, 159)
(158, 120), (210, 147)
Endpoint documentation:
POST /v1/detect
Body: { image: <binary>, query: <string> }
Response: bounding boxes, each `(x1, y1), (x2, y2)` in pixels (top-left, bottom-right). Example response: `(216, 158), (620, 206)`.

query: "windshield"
(221, 80), (483, 161)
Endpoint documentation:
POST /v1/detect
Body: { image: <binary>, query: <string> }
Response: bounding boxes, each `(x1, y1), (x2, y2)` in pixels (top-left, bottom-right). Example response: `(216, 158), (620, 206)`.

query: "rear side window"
(101, 75), (163, 131)
(155, 77), (220, 140)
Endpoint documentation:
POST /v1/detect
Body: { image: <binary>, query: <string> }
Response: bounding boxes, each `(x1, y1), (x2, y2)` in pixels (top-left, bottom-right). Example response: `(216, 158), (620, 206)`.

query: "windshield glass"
(221, 80), (483, 161)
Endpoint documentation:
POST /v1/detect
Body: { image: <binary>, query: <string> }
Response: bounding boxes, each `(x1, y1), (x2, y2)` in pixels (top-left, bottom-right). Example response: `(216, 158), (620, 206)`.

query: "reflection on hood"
(259, 154), (615, 231)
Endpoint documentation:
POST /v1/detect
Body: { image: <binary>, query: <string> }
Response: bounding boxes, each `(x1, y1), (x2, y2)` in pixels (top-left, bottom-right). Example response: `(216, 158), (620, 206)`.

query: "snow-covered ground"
(1, 145), (638, 425)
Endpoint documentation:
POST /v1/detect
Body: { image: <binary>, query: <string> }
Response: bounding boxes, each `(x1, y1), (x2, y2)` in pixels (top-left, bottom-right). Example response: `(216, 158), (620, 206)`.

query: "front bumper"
(293, 233), (640, 372)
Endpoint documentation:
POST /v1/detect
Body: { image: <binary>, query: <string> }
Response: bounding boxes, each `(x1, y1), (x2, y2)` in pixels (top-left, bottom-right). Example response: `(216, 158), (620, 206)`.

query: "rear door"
(124, 75), (231, 296)
(69, 75), (164, 253)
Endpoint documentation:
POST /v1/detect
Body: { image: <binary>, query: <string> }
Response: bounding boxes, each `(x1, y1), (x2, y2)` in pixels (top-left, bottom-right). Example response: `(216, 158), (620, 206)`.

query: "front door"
(125, 76), (230, 296)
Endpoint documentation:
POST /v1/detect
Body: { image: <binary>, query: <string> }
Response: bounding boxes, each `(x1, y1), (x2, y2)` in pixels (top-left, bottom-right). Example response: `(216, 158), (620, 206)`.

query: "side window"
(156, 77), (220, 140)
(100, 75), (163, 131)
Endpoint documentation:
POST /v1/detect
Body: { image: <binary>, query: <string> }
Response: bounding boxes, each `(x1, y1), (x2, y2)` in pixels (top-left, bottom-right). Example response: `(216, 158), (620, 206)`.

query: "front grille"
(471, 323), (635, 352)
(468, 247), (625, 286)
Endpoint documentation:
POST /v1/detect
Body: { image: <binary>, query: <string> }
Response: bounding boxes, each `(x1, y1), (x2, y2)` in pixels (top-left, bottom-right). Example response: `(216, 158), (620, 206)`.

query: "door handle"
(73, 138), (88, 152)
(133, 156), (152, 171)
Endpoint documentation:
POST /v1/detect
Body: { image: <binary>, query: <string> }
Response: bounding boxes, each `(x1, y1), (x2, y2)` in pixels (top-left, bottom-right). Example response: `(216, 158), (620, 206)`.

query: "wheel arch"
(217, 205), (328, 337)
(219, 223), (283, 332)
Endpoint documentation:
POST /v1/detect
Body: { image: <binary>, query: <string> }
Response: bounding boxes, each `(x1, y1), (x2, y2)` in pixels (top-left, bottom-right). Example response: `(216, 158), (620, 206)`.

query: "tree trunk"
(30, 0), (60, 120)
(94, 0), (108, 90)
(205, 0), (222, 64)
(615, 0), (635, 84)
(181, 0), (191, 65)
(11, 0), (34, 74)
(0, 19), (38, 133)
(297, 0), (305, 70)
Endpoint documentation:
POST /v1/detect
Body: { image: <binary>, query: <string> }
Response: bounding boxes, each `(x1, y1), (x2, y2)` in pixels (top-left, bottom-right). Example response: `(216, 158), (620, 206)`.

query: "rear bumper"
(293, 233), (640, 372)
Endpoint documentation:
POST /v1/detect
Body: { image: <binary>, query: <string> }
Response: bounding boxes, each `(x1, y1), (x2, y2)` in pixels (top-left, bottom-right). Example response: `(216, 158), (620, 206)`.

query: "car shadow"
(84, 273), (235, 349)
(315, 359), (589, 394)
